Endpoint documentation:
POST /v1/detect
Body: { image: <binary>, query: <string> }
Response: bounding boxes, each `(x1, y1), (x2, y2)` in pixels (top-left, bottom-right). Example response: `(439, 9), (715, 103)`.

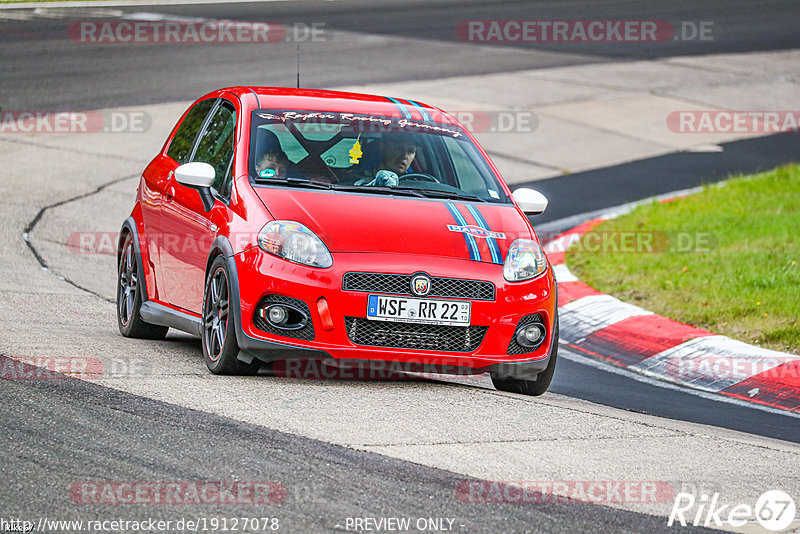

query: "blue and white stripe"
(465, 204), (504, 264)
(384, 96), (413, 120)
(446, 203), (481, 262)
(406, 99), (432, 121)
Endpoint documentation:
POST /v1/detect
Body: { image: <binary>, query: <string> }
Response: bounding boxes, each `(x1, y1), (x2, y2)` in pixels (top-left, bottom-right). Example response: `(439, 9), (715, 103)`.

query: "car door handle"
(166, 186), (175, 201)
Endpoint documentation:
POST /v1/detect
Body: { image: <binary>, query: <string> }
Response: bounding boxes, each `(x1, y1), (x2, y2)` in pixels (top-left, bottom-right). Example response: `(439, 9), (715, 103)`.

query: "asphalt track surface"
(2, 1), (799, 532)
(1, 0), (799, 109)
(1, 356), (717, 533)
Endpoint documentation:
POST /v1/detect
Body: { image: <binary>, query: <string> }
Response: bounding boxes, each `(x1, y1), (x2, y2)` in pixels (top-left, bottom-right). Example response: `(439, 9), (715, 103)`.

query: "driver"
(377, 133), (417, 175)
(352, 133), (418, 187)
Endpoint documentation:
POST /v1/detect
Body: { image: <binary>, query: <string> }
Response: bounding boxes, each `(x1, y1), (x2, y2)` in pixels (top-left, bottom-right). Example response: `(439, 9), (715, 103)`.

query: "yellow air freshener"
(349, 137), (363, 164)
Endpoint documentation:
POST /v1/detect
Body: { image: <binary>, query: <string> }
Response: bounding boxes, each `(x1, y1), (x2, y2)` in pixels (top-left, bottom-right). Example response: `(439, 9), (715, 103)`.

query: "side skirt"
(140, 301), (203, 337)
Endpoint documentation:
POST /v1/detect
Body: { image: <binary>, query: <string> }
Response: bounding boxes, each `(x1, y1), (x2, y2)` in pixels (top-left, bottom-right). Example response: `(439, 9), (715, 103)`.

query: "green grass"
(566, 164), (800, 354)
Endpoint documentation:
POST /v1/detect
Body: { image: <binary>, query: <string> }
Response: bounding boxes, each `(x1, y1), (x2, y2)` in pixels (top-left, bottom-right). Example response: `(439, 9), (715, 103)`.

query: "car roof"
(217, 86), (458, 125)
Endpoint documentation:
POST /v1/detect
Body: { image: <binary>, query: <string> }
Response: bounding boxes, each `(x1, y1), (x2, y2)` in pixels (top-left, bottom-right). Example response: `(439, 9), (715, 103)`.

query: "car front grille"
(342, 272), (495, 301)
(345, 317), (487, 352)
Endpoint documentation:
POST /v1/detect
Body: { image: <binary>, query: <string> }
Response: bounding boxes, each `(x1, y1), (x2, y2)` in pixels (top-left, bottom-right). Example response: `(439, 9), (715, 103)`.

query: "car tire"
(490, 313), (559, 397)
(202, 256), (261, 375)
(117, 233), (169, 340)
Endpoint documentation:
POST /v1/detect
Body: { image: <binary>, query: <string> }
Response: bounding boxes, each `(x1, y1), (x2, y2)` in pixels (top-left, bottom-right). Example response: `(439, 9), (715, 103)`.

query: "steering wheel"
(399, 172), (440, 183)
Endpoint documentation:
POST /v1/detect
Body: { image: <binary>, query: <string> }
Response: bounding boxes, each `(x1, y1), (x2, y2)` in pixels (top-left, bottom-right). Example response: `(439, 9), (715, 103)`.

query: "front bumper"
(232, 248), (557, 372)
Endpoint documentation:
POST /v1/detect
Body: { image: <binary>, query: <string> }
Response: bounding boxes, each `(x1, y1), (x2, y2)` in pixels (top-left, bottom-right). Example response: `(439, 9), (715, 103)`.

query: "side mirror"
(512, 188), (548, 215)
(175, 162), (215, 188)
(174, 162), (215, 211)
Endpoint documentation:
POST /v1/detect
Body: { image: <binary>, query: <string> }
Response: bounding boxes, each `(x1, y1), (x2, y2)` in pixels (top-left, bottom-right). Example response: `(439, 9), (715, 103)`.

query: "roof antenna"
(296, 45), (300, 89)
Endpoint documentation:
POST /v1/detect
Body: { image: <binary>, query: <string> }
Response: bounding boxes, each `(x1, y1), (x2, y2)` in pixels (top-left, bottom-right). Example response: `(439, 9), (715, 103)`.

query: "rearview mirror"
(512, 188), (548, 215)
(174, 162), (215, 211)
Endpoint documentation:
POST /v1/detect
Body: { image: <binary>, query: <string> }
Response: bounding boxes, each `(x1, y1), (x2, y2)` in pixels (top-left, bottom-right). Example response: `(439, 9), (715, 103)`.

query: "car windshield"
(249, 109), (510, 203)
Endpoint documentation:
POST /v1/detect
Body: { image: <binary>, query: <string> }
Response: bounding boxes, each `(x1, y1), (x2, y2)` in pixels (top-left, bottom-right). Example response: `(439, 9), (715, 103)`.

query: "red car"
(116, 87), (558, 395)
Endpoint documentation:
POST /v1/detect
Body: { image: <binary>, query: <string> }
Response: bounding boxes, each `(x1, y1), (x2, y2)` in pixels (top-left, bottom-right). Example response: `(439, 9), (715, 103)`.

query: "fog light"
(516, 324), (545, 347)
(268, 306), (288, 325)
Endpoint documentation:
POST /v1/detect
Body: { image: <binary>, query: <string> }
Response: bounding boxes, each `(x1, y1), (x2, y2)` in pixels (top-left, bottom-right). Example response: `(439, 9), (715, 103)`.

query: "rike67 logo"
(668, 490), (796, 531)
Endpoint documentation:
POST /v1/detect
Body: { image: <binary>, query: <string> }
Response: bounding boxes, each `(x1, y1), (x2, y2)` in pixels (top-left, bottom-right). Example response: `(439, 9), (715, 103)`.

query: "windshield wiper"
(394, 188), (488, 202)
(332, 185), (427, 198)
(254, 176), (333, 190)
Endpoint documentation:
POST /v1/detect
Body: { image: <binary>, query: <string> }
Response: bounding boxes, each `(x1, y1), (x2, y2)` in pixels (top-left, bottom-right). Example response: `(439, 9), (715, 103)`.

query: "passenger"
(256, 149), (289, 179)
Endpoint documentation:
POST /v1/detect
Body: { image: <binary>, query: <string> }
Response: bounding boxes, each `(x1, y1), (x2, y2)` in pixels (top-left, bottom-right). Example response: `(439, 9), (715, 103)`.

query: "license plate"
(366, 295), (471, 327)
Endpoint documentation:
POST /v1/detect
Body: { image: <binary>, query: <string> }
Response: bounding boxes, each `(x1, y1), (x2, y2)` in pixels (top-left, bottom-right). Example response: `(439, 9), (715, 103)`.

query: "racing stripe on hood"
(384, 96), (413, 120)
(446, 203), (482, 262)
(465, 204), (504, 264)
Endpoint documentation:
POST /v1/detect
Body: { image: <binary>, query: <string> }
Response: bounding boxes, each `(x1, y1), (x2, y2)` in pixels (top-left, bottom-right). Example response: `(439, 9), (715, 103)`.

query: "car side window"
(220, 158), (234, 198)
(192, 101), (236, 197)
(166, 99), (217, 164)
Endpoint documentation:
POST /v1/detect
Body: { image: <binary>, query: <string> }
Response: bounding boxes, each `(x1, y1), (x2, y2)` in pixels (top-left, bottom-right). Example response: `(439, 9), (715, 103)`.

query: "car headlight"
(257, 221), (333, 268)
(503, 238), (547, 282)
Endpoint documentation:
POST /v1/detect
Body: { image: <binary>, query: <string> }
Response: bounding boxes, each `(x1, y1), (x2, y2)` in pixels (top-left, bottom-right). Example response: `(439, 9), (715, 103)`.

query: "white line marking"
(632, 336), (800, 392)
(0, 6), (124, 19)
(559, 293), (652, 337)
(0, 11), (33, 19)
(123, 11), (212, 21)
(552, 263), (577, 282)
(543, 231), (581, 255)
(560, 346), (800, 419)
